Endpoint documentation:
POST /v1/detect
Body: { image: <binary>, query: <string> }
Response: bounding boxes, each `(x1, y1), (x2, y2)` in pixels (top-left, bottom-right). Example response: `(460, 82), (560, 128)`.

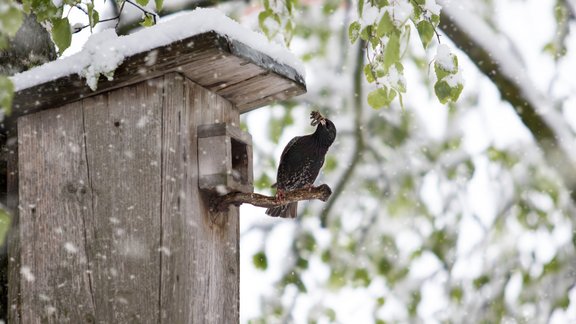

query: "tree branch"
(319, 41), (365, 227)
(210, 184), (332, 213)
(438, 2), (576, 201)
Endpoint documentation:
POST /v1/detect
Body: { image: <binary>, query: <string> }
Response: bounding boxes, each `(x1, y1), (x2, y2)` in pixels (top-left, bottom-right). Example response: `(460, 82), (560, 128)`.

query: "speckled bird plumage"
(266, 112), (337, 218)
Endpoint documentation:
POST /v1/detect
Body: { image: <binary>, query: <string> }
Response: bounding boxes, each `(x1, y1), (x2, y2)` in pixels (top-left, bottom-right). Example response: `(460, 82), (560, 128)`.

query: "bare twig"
(72, 0), (158, 34)
(319, 41), (365, 227)
(210, 184), (332, 213)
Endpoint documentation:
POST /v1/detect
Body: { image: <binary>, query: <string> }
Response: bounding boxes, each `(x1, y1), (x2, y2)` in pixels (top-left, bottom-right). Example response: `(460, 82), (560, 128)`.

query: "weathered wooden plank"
(8, 31), (306, 133)
(6, 142), (20, 324)
(188, 78), (240, 324)
(82, 79), (163, 323)
(159, 73), (239, 323)
(17, 102), (96, 323)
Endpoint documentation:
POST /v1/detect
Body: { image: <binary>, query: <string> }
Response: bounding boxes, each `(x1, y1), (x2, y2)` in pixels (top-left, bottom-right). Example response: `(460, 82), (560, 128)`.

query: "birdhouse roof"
(8, 8), (306, 127)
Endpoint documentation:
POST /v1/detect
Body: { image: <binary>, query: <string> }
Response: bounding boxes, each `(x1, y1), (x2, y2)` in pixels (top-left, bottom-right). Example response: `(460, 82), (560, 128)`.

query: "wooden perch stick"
(210, 184), (332, 213)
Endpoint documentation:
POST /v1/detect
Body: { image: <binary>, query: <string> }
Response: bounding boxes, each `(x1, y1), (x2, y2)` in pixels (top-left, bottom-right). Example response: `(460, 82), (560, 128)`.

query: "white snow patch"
(435, 44), (456, 72)
(158, 246), (172, 256)
(20, 266), (35, 282)
(424, 0), (442, 16)
(11, 8), (304, 92)
(392, 0), (414, 25)
(362, 4), (380, 25)
(444, 71), (464, 87)
(119, 238), (146, 259)
(215, 185), (229, 195)
(64, 242), (78, 254)
(38, 293), (51, 301)
(136, 116), (149, 128)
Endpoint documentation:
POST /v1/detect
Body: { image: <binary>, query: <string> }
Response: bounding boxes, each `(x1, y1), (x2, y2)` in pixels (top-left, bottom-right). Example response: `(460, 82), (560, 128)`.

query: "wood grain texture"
(12, 73), (240, 323)
(17, 102), (96, 324)
(8, 32), (306, 133)
(82, 79), (163, 323)
(159, 73), (239, 323)
(5, 143), (20, 324)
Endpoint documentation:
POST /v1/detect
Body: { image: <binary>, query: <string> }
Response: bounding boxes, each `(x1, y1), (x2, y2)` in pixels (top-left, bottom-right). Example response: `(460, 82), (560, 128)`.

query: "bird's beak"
(320, 119), (326, 126)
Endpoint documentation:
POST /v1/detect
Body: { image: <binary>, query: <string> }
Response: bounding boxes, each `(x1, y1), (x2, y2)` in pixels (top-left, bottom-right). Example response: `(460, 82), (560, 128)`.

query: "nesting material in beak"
(310, 111), (326, 126)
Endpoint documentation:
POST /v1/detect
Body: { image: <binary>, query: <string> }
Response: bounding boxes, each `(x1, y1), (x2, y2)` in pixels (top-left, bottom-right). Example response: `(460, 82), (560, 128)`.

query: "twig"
(409, 0), (442, 43)
(72, 0), (158, 34)
(319, 41), (365, 227)
(210, 184), (332, 213)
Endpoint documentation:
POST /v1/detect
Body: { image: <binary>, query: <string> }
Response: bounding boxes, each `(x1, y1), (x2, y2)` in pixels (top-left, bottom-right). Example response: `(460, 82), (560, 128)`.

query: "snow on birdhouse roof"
(9, 8), (306, 125)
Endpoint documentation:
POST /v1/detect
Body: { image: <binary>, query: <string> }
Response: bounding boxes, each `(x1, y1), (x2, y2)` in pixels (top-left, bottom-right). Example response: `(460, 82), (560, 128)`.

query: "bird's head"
(310, 111), (337, 146)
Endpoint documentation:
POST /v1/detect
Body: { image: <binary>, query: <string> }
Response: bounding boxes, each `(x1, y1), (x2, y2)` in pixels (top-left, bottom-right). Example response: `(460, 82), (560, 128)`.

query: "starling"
(266, 111), (337, 218)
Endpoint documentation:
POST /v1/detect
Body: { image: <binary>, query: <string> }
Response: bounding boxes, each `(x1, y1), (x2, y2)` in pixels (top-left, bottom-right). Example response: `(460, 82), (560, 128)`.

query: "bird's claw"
(275, 189), (286, 203)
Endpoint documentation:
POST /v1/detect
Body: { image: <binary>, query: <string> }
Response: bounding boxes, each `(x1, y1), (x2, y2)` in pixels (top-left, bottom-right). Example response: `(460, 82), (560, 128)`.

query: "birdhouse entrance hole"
(231, 138), (249, 185)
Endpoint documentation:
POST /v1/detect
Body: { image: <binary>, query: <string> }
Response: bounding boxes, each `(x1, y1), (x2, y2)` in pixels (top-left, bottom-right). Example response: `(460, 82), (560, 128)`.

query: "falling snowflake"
(64, 242), (78, 254)
(20, 266), (35, 282)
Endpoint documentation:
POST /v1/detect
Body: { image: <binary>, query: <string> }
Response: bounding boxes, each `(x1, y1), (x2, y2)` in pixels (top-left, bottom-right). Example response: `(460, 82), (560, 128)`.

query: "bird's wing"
(279, 136), (302, 162)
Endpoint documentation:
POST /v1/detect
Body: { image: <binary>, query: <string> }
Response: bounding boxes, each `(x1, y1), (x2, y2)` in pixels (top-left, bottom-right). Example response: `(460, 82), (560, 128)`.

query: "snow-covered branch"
(438, 0), (576, 200)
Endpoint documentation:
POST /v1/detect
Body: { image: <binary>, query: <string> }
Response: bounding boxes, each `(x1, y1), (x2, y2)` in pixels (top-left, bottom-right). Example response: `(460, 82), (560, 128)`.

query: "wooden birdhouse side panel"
(159, 73), (239, 323)
(16, 79), (165, 323)
(17, 102), (97, 324)
(81, 81), (164, 323)
(14, 74), (243, 323)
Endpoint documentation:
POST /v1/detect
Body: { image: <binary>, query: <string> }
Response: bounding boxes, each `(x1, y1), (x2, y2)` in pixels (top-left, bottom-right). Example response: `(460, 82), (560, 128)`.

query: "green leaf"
(374, 0), (389, 8)
(0, 4), (24, 37)
(0, 76), (14, 116)
(368, 87), (395, 109)
(51, 17), (72, 55)
(542, 256), (561, 275)
(349, 21), (361, 43)
(376, 11), (394, 37)
(29, 0), (59, 21)
(434, 79), (462, 104)
(283, 271), (307, 292)
(22, 0), (32, 14)
(554, 294), (570, 310)
(473, 274), (490, 289)
(324, 156), (338, 172)
(255, 173), (272, 190)
(0, 35), (7, 50)
(359, 25), (372, 41)
(450, 286), (463, 303)
(252, 251), (268, 270)
(353, 268), (371, 286)
(383, 33), (400, 70)
(377, 257), (392, 275)
(408, 291), (421, 316)
(363, 64), (376, 83)
(258, 9), (281, 39)
(92, 10), (100, 27)
(285, 0), (295, 14)
(0, 207), (10, 247)
(136, 0), (149, 6)
(141, 14), (155, 27)
(416, 20), (435, 49)
(155, 0), (164, 11)
(328, 269), (346, 289)
(87, 3), (99, 29)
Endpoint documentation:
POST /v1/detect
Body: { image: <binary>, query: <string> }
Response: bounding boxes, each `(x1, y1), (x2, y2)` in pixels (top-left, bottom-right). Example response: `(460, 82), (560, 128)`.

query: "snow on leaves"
(350, 0), (463, 108)
(434, 44), (463, 104)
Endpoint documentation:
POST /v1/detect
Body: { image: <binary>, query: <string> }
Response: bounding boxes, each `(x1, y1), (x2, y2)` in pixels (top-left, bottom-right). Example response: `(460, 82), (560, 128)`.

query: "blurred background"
(3, 0), (576, 323)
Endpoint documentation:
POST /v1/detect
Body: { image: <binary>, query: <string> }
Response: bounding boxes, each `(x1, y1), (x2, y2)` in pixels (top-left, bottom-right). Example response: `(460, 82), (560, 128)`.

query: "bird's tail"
(265, 202), (298, 218)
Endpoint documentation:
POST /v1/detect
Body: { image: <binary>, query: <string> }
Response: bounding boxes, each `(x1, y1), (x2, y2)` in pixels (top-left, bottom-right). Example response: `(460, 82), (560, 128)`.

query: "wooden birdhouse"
(2, 9), (305, 324)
